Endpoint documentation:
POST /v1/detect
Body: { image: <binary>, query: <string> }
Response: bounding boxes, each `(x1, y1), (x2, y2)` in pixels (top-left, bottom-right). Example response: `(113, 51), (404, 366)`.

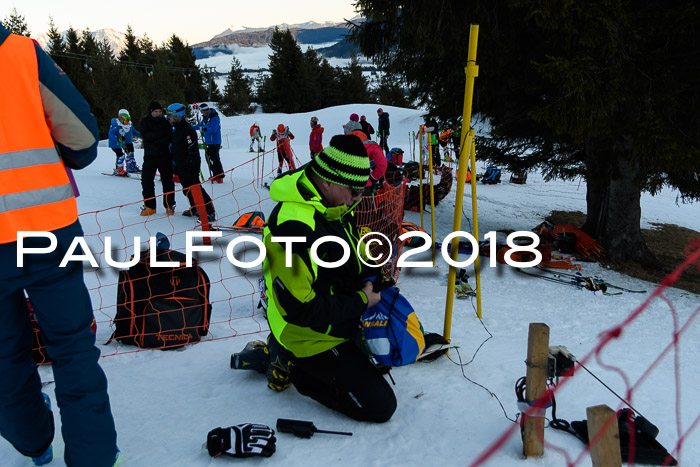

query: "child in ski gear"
(309, 116), (324, 159)
(359, 115), (374, 138)
(249, 122), (262, 152)
(422, 115), (441, 167)
(0, 22), (118, 466)
(270, 124), (295, 175)
(108, 108), (140, 174)
(139, 101), (175, 216)
(377, 107), (390, 155)
(343, 120), (362, 134)
(167, 103), (216, 222)
(350, 130), (387, 196)
(193, 102), (225, 183)
(263, 134), (395, 422)
(416, 123), (437, 167)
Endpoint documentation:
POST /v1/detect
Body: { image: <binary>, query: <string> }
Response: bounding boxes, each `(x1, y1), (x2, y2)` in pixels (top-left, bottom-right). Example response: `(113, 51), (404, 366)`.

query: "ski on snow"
(516, 267), (623, 295)
(535, 265), (647, 294)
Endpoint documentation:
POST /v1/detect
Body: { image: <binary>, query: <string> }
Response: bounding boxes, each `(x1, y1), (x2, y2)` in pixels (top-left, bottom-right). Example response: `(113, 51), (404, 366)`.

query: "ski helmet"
(277, 124), (285, 133)
(166, 103), (186, 118)
(118, 109), (131, 124)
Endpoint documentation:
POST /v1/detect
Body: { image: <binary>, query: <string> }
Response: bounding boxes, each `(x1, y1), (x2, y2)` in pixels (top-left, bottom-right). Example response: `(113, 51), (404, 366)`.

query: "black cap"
(148, 101), (163, 113)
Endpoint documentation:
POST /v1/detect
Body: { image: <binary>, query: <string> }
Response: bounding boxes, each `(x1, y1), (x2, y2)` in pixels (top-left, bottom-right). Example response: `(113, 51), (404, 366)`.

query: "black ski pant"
(378, 132), (389, 156)
(290, 341), (396, 423)
(141, 152), (175, 210)
(0, 221), (118, 465)
(175, 158), (215, 215)
(204, 144), (224, 178)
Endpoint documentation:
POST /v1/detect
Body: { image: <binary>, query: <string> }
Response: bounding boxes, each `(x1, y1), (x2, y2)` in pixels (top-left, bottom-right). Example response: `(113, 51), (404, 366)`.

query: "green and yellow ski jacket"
(263, 166), (372, 358)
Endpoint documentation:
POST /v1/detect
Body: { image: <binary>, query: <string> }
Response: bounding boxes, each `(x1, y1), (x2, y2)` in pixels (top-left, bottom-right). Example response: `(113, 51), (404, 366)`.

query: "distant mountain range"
(191, 17), (363, 60)
(33, 17), (363, 60)
(210, 20), (343, 41)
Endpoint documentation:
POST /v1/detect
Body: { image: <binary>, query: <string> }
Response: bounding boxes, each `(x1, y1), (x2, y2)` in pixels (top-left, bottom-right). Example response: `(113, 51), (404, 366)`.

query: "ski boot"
(127, 163), (140, 174)
(231, 341), (269, 374)
(455, 268), (476, 299)
(266, 333), (292, 392)
(113, 166), (128, 177)
(140, 206), (156, 217)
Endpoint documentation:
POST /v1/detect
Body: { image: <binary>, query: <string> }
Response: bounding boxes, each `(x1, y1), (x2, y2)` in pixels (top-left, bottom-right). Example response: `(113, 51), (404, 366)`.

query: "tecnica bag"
(361, 285), (425, 367)
(111, 248), (212, 349)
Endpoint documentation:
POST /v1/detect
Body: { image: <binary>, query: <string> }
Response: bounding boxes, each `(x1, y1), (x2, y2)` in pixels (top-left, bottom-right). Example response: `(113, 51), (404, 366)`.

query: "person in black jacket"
(139, 101), (175, 216)
(359, 115), (375, 139)
(166, 103), (216, 222)
(377, 107), (390, 155)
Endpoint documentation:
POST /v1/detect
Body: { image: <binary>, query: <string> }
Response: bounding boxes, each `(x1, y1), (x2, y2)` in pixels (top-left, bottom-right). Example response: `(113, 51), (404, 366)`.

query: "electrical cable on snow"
(447, 297), (518, 424)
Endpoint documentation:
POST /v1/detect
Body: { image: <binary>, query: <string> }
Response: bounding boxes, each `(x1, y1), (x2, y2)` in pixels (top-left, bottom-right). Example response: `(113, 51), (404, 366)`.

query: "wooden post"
(522, 323), (549, 457)
(587, 405), (622, 467)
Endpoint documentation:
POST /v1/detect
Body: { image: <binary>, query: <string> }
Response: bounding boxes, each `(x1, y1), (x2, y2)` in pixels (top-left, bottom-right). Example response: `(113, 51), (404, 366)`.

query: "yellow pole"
(418, 128), (424, 228)
(428, 130), (436, 265)
(444, 24), (480, 342)
(469, 134), (482, 319)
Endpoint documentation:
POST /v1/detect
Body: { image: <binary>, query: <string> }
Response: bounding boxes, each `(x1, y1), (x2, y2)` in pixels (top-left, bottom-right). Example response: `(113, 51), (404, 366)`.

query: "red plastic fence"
(471, 238), (700, 466)
(30, 151), (406, 358)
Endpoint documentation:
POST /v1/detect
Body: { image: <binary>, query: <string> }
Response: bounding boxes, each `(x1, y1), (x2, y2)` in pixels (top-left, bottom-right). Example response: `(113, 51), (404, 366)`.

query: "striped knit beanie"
(311, 134), (370, 191)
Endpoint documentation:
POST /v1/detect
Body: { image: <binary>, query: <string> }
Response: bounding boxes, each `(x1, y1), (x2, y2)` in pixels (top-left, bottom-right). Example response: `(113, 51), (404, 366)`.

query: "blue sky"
(6, 0), (359, 45)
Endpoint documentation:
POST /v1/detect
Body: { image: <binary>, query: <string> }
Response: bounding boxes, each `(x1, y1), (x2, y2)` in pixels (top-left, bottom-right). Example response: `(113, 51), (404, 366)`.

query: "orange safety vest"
(0, 34), (77, 244)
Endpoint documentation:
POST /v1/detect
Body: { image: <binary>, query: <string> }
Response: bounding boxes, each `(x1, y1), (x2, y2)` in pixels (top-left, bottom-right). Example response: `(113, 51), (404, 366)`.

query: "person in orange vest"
(0, 22), (119, 466)
(270, 124), (295, 176)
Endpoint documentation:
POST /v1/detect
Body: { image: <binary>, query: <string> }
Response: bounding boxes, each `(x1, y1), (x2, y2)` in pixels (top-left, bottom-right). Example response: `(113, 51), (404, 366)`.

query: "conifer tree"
(164, 34), (207, 104)
(259, 27), (305, 112)
(46, 17), (65, 55)
(119, 26), (142, 63)
(220, 56), (254, 115)
(3, 8), (30, 36)
(337, 54), (371, 104)
(352, 0), (700, 266)
(79, 28), (98, 57)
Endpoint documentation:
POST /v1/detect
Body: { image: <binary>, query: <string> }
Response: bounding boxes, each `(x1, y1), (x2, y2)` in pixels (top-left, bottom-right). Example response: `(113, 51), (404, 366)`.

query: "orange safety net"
(355, 181), (407, 282)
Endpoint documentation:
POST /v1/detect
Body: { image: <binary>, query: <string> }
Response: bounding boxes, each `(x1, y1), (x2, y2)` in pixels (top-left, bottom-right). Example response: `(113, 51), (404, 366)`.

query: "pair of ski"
(517, 266), (647, 295)
(102, 170), (143, 180)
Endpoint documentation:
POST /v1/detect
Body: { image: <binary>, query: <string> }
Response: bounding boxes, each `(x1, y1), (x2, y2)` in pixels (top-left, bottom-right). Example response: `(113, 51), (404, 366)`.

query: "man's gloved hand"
(207, 424), (276, 458)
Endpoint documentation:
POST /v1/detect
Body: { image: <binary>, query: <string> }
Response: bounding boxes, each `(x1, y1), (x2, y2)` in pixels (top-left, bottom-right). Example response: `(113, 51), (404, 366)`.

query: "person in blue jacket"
(0, 22), (119, 466)
(108, 108), (140, 175)
(193, 103), (225, 183)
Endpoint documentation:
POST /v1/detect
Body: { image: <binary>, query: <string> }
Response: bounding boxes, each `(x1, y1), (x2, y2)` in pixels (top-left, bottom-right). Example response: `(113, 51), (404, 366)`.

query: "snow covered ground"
(2, 104), (699, 466)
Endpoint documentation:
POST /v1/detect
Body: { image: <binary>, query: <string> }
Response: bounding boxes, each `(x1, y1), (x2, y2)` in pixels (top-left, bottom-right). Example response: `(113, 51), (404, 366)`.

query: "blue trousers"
(0, 221), (118, 466)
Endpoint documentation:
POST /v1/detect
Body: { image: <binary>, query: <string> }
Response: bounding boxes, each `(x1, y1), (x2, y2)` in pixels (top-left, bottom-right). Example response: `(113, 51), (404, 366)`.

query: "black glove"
(207, 424), (276, 458)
